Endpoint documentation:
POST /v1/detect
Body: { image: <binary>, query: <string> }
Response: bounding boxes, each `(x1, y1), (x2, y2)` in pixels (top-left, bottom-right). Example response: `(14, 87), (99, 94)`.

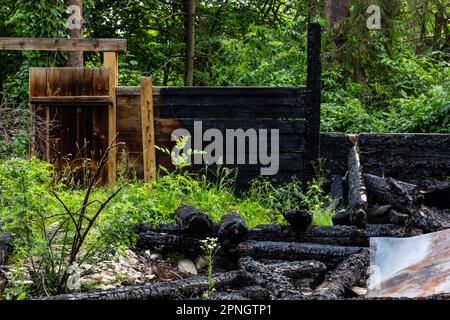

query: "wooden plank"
(153, 95), (306, 107)
(29, 96), (110, 105)
(104, 52), (118, 185)
(154, 104), (306, 119)
(117, 95), (305, 119)
(154, 119), (306, 134)
(140, 77), (157, 182)
(154, 86), (309, 96)
(118, 86), (309, 96)
(29, 68), (47, 97)
(0, 38), (127, 52)
(358, 133), (450, 179)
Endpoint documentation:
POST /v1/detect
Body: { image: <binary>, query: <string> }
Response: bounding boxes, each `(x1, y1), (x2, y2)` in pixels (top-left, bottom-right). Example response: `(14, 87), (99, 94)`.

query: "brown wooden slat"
(30, 96), (110, 105)
(29, 68), (47, 97)
(0, 38), (126, 52)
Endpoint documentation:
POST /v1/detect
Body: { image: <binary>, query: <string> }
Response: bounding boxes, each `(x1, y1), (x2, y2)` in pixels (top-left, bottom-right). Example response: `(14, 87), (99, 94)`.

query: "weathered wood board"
(29, 67), (110, 181)
(320, 133), (450, 180)
(116, 86), (310, 187)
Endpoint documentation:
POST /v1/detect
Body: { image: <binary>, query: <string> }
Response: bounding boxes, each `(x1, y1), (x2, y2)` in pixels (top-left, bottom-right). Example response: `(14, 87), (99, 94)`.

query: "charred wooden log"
(135, 231), (201, 255)
(234, 240), (364, 266)
(331, 175), (345, 207)
(248, 224), (422, 247)
(282, 208), (313, 231)
(367, 205), (392, 224)
(43, 271), (247, 300)
(237, 286), (272, 300)
(0, 233), (13, 266)
(407, 208), (446, 233)
(266, 260), (327, 279)
(175, 205), (213, 238)
(238, 257), (301, 299)
(312, 250), (369, 299)
(389, 210), (411, 226)
(210, 292), (249, 300)
(134, 223), (180, 235)
(347, 146), (368, 229)
(364, 174), (423, 215)
(332, 209), (351, 226)
(422, 183), (450, 209)
(330, 175), (351, 226)
(218, 213), (248, 250)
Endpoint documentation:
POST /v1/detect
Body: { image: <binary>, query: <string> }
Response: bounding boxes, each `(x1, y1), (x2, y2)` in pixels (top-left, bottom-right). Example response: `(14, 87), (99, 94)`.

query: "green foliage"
(212, 22), (307, 86)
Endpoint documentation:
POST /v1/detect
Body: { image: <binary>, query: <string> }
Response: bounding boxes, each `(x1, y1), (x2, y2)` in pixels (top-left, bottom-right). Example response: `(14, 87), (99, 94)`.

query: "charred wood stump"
(238, 257), (301, 299)
(218, 213), (248, 250)
(234, 240), (364, 266)
(44, 271), (247, 300)
(283, 207), (313, 231)
(364, 174), (423, 215)
(175, 205), (213, 238)
(312, 250), (369, 299)
(347, 146), (368, 229)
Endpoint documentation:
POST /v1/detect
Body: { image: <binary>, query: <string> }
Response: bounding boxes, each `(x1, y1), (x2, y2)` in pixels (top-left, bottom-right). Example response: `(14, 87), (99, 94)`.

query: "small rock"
(178, 258), (197, 275)
(91, 274), (104, 283)
(150, 253), (162, 261)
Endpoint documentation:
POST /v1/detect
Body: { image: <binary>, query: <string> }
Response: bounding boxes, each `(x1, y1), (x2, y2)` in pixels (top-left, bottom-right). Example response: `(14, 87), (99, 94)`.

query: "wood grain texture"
(0, 37), (126, 52)
(104, 52), (118, 185)
(140, 77), (156, 182)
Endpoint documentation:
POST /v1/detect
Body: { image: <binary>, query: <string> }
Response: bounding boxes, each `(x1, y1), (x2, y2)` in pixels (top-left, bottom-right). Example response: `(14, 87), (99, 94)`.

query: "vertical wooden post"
(45, 106), (51, 162)
(140, 77), (157, 182)
(104, 51), (118, 185)
(304, 23), (322, 185)
(29, 104), (35, 157)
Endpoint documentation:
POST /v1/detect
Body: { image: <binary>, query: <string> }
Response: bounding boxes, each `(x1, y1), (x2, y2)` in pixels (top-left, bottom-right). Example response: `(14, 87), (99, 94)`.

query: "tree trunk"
(324, 0), (349, 28)
(184, 0), (195, 86)
(65, 0), (83, 67)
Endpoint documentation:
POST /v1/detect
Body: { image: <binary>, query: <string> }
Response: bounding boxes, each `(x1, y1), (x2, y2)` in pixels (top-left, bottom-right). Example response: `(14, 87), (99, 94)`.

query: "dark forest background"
(0, 0), (449, 157)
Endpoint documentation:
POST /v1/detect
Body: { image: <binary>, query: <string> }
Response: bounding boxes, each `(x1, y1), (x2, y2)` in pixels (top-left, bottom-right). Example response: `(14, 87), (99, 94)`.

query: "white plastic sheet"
(367, 228), (450, 298)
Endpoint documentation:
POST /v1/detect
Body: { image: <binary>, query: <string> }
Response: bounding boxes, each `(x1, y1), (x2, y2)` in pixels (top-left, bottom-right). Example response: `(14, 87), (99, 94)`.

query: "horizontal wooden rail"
(0, 38), (126, 52)
(30, 96), (111, 105)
